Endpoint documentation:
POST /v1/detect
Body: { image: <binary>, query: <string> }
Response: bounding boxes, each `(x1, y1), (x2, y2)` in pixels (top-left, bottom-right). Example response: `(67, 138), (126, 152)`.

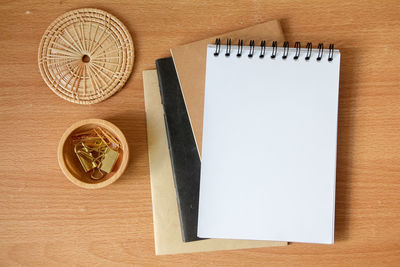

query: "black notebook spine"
(155, 59), (183, 240)
(155, 57), (203, 242)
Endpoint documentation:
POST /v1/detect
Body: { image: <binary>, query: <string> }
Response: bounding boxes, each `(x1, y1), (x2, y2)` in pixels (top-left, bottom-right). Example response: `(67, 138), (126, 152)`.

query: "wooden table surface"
(1, 0), (399, 265)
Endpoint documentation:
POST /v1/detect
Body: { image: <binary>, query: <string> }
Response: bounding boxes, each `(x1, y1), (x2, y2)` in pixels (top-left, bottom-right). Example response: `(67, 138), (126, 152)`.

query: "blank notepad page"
(198, 44), (341, 244)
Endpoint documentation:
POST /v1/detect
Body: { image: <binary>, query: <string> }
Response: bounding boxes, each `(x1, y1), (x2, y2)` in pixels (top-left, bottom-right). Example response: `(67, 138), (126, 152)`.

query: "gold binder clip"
(99, 147), (120, 173)
(72, 127), (121, 179)
(74, 143), (95, 172)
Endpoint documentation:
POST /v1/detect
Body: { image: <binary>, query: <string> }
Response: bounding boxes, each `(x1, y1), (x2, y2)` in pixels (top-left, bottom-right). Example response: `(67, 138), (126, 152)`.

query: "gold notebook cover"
(171, 20), (285, 155)
(143, 70), (287, 255)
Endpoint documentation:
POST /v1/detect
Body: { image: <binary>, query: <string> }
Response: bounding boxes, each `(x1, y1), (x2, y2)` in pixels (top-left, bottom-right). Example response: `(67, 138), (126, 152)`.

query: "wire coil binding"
(213, 39), (336, 61)
(237, 39), (243, 57)
(259, 40), (266, 58)
(294, 42), (301, 60)
(248, 40), (255, 57)
(305, 42), (312, 60)
(317, 43), (324, 61)
(271, 41), (278, 59)
(282, 41), (289, 59)
(225, 38), (231, 56)
(214, 38), (221, 56)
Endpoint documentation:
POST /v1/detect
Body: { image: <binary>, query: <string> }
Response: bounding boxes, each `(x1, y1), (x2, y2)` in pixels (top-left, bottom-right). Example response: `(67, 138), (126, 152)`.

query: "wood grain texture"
(0, 0), (399, 265)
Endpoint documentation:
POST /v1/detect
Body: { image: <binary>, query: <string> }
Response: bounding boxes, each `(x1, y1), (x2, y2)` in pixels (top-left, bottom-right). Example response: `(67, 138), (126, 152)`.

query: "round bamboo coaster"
(38, 8), (134, 104)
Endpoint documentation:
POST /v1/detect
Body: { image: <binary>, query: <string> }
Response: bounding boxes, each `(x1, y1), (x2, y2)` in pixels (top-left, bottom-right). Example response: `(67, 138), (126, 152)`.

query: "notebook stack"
(144, 20), (341, 255)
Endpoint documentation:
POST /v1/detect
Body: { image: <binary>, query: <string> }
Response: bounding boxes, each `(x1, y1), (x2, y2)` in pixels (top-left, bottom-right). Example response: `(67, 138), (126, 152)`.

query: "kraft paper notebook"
(198, 42), (341, 244)
(171, 20), (284, 155)
(143, 70), (287, 255)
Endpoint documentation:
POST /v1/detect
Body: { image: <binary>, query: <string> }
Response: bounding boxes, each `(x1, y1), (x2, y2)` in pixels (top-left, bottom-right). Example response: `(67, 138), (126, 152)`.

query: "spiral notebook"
(198, 41), (341, 244)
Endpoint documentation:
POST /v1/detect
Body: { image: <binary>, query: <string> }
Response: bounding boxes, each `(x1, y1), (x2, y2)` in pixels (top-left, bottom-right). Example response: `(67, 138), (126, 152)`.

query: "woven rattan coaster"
(38, 8), (134, 104)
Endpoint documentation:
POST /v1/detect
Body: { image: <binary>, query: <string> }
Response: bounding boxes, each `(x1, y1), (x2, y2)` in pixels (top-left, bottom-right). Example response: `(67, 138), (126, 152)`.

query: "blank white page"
(198, 45), (340, 244)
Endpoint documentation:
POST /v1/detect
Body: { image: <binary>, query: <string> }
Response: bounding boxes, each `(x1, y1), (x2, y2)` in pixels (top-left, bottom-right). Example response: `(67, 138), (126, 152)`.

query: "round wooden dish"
(58, 119), (129, 189)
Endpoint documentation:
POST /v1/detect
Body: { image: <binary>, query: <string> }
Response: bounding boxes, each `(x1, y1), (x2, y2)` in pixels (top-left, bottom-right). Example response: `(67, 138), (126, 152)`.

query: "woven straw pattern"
(38, 8), (134, 104)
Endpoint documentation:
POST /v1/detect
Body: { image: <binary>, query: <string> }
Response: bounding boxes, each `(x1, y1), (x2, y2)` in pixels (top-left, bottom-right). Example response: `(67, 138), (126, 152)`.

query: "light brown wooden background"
(1, 0), (399, 265)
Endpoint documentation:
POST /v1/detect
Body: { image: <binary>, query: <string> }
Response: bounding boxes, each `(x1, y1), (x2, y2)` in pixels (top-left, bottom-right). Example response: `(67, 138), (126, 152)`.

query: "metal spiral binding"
(294, 42), (301, 60)
(282, 41), (289, 59)
(317, 43), (324, 61)
(225, 38), (231, 56)
(237, 39), (243, 57)
(213, 39), (336, 61)
(271, 41), (278, 59)
(328, 44), (334, 61)
(305, 42), (312, 60)
(248, 40), (255, 57)
(259, 40), (266, 58)
(214, 38), (221, 56)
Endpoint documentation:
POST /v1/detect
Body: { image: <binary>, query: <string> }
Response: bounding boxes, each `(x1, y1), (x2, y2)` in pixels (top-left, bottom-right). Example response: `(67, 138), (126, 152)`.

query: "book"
(198, 41), (341, 244)
(170, 20), (284, 155)
(155, 57), (201, 242)
(143, 70), (287, 254)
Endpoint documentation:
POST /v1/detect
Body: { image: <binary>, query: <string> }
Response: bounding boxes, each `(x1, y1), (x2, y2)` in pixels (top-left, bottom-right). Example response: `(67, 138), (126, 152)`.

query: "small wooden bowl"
(58, 119), (129, 189)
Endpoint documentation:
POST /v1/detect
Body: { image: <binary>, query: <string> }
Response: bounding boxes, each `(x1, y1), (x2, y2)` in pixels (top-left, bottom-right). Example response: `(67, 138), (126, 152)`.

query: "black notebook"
(155, 57), (202, 242)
